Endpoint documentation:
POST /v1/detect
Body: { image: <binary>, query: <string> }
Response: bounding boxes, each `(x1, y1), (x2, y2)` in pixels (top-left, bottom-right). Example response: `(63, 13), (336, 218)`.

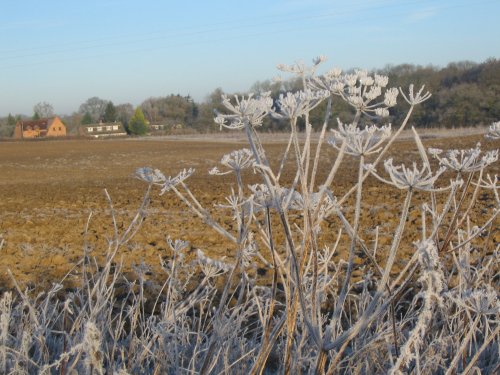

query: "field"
(0, 124), (498, 374)
(0, 130), (497, 291)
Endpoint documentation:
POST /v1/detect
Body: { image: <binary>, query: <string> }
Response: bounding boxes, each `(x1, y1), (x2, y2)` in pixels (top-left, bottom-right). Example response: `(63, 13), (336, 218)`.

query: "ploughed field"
(0, 132), (498, 291)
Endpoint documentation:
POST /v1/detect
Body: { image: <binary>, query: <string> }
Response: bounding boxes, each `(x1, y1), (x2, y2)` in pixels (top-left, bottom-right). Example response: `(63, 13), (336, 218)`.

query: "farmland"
(0, 130), (497, 291)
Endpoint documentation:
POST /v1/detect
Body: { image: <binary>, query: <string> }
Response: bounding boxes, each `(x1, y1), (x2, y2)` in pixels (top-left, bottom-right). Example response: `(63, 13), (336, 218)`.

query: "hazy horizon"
(1, 0), (499, 117)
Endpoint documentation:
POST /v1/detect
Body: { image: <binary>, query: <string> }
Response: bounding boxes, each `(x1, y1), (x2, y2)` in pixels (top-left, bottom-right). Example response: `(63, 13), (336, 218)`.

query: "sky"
(1, 0), (499, 117)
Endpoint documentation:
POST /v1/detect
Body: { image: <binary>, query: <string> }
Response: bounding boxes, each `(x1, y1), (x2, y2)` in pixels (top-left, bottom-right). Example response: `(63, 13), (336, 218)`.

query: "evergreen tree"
(128, 107), (148, 135)
(33, 112), (40, 120)
(103, 101), (116, 122)
(7, 113), (16, 126)
(81, 112), (93, 125)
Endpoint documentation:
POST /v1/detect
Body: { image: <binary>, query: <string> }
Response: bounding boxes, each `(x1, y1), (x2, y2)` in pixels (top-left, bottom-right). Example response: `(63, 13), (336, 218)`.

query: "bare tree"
(141, 97), (160, 124)
(115, 103), (134, 127)
(78, 97), (108, 122)
(33, 101), (54, 118)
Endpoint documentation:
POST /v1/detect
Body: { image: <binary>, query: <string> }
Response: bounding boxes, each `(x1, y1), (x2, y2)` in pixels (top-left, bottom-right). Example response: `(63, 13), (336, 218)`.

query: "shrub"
(128, 107), (148, 135)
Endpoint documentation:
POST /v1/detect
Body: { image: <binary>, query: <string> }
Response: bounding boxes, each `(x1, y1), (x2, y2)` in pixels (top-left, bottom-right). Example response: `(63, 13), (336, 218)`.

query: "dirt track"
(0, 132), (498, 290)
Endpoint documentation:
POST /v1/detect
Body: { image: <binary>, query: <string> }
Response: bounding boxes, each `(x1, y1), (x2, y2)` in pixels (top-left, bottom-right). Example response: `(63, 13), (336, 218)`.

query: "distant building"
(150, 124), (167, 131)
(79, 122), (127, 138)
(14, 116), (66, 139)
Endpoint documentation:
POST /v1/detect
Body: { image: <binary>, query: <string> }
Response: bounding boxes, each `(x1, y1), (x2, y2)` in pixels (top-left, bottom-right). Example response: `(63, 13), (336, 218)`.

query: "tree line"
(0, 58), (499, 137)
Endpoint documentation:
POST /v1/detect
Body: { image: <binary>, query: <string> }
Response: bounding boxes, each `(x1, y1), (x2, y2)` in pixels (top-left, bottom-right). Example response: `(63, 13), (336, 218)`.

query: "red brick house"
(14, 116), (67, 139)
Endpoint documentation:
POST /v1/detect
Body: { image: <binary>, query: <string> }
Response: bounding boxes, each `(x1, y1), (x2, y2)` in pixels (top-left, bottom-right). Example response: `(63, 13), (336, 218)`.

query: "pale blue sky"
(1, 0), (499, 116)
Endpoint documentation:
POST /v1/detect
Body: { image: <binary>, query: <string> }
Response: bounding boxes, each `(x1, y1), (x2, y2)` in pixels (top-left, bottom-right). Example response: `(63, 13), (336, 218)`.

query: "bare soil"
(0, 132), (498, 291)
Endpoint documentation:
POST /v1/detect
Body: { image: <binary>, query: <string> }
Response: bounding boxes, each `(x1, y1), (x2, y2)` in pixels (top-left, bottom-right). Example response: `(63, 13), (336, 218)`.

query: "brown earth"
(0, 131), (498, 291)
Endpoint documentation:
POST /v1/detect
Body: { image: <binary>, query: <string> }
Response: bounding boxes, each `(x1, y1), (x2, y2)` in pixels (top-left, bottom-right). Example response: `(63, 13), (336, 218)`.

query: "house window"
(97, 127), (102, 132)
(106, 126), (112, 131)
(113, 125), (119, 130)
(88, 127), (93, 132)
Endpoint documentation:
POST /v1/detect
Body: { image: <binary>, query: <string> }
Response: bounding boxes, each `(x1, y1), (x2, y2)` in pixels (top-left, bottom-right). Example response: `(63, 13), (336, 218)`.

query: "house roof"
(18, 117), (59, 130)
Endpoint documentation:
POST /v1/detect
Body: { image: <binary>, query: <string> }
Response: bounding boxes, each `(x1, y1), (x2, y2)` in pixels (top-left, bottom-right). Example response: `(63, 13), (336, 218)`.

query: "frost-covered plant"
(1, 56), (498, 374)
(390, 240), (445, 373)
(486, 120), (500, 139)
(368, 159), (446, 191)
(329, 119), (392, 156)
(429, 143), (498, 173)
(308, 67), (398, 118)
(214, 93), (273, 130)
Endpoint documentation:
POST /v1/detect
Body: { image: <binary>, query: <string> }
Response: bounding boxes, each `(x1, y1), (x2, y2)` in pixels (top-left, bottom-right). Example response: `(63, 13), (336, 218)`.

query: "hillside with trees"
(1, 58), (498, 137)
(251, 57), (500, 131)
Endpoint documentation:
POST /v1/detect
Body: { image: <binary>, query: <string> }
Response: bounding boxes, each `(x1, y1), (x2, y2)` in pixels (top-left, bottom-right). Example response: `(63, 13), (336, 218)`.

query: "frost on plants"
(1, 56), (499, 374)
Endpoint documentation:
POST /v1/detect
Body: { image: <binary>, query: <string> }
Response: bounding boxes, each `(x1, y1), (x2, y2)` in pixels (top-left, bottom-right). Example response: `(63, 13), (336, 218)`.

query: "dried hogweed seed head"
(197, 249), (231, 273)
(364, 85), (382, 101)
(241, 233), (258, 268)
(221, 148), (255, 171)
(359, 76), (374, 86)
(347, 95), (365, 110)
(135, 167), (195, 194)
(327, 67), (342, 78)
(273, 89), (330, 120)
(277, 55), (326, 77)
(329, 119), (391, 156)
(355, 69), (369, 79)
(486, 121), (500, 140)
(248, 183), (303, 211)
(374, 74), (389, 87)
(135, 167), (166, 185)
(210, 148), (255, 175)
(430, 143), (498, 173)
(159, 168), (195, 194)
(309, 68), (397, 118)
(399, 84), (431, 105)
(277, 62), (305, 75)
(167, 237), (189, 254)
(461, 286), (500, 315)
(215, 92), (273, 130)
(307, 72), (344, 95)
(427, 148), (443, 157)
(344, 73), (358, 87)
(216, 190), (255, 220)
(375, 107), (390, 118)
(312, 55), (327, 66)
(208, 166), (222, 176)
(384, 88), (399, 107)
(381, 159), (445, 190)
